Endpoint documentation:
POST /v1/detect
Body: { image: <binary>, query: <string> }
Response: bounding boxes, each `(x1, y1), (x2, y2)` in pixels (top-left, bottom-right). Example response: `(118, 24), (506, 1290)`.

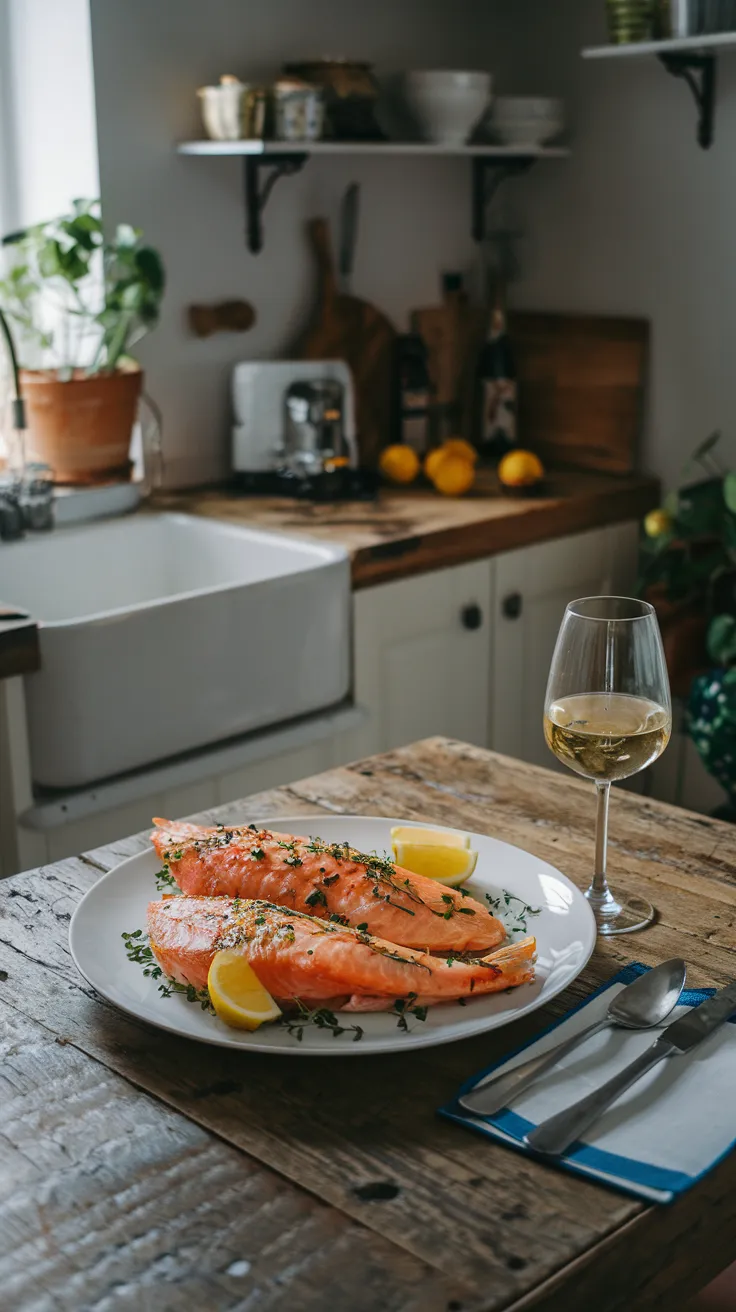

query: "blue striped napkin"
(441, 963), (736, 1203)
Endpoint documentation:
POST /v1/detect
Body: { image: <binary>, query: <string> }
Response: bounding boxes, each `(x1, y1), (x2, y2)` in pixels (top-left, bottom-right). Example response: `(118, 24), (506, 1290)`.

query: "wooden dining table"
(2, 736), (735, 1312)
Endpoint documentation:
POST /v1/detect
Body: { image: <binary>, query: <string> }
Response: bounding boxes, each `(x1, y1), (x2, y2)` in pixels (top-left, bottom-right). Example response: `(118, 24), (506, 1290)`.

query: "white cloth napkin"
(441, 964), (736, 1203)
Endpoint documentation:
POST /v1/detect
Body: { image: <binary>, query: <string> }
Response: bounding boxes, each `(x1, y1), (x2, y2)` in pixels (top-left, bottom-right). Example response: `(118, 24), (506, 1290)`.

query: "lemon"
(207, 950), (282, 1030)
(498, 449), (545, 488)
(379, 444), (421, 485)
(431, 455), (475, 497)
(391, 840), (478, 887)
(644, 509), (673, 539)
(424, 447), (448, 482)
(440, 437), (478, 465)
(390, 824), (470, 849)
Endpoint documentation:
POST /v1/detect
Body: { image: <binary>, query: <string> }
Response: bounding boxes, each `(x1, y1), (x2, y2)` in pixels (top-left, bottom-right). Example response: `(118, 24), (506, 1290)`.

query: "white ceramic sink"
(0, 513), (350, 788)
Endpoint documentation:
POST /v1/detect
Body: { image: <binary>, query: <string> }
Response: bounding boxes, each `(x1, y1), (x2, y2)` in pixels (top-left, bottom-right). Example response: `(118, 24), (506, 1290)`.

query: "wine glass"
(544, 597), (671, 935)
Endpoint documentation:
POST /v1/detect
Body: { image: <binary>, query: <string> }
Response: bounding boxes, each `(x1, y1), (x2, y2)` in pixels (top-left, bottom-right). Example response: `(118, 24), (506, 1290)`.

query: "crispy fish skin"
(147, 895), (535, 1012)
(150, 819), (505, 953)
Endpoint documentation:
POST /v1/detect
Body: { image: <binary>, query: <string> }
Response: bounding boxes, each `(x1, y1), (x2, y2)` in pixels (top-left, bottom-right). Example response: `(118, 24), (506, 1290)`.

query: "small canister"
(273, 79), (324, 142)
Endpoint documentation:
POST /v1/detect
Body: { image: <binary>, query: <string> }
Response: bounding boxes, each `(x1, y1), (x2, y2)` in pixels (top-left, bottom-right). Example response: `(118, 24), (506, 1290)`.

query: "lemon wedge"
(391, 840), (478, 887)
(207, 950), (282, 1030)
(390, 825), (470, 849)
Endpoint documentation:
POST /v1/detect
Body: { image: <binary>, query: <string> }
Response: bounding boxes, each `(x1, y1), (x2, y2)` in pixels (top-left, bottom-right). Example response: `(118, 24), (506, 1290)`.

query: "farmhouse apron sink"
(0, 513), (350, 788)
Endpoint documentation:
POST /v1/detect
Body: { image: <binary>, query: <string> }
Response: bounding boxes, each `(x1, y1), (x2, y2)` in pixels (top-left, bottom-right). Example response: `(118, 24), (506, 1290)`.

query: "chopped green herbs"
(305, 888), (327, 908)
(250, 848), (265, 860)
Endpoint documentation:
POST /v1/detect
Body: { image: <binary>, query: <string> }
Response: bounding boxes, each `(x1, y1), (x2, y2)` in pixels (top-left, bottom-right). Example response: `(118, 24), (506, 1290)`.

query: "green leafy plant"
(640, 433), (736, 805)
(0, 198), (165, 376)
(639, 432), (736, 662)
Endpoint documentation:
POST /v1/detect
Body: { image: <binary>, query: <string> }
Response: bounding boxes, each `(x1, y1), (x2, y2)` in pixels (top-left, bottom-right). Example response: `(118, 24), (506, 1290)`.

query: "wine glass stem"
(593, 780), (611, 898)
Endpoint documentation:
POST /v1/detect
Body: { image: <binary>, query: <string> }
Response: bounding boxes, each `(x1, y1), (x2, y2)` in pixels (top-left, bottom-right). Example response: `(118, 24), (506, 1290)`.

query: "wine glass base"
(585, 884), (656, 936)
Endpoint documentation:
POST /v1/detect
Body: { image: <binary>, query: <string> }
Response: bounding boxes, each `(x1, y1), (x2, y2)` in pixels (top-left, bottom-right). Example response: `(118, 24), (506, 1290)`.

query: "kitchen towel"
(441, 963), (736, 1203)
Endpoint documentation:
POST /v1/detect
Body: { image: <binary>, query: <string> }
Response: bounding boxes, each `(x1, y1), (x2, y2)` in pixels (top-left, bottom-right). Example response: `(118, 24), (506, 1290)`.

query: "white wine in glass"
(544, 597), (672, 935)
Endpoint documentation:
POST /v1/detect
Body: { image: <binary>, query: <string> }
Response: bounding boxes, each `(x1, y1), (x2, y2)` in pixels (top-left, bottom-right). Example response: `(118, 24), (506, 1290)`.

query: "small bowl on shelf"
(404, 69), (493, 146)
(482, 96), (564, 147)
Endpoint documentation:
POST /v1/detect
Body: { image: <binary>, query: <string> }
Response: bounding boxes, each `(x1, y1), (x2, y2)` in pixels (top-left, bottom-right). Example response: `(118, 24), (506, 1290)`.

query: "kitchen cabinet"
(346, 559), (493, 761)
(490, 522), (640, 768)
(343, 522), (640, 769)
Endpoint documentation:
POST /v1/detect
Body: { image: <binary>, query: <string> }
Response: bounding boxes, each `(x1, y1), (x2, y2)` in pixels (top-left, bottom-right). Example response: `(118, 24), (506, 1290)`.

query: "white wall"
(0, 0), (99, 233)
(504, 0), (736, 490)
(88, 0), (516, 486)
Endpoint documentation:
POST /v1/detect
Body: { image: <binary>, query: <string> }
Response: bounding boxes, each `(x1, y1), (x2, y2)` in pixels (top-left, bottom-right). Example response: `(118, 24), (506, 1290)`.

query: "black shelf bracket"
(243, 153), (308, 253)
(659, 51), (716, 149)
(471, 156), (535, 243)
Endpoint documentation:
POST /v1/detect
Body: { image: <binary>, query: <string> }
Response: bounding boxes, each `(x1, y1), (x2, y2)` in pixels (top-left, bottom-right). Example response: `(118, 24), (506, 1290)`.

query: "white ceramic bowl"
(491, 96), (563, 122)
(484, 97), (564, 147)
(405, 69), (492, 146)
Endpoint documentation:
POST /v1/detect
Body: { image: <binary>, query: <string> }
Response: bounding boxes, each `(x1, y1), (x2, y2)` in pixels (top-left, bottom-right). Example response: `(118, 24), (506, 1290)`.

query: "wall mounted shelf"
(582, 32), (736, 148)
(177, 140), (569, 253)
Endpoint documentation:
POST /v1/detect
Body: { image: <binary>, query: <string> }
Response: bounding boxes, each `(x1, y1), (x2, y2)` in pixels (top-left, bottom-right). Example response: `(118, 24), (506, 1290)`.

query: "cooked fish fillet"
(150, 820), (505, 952)
(147, 895), (535, 1012)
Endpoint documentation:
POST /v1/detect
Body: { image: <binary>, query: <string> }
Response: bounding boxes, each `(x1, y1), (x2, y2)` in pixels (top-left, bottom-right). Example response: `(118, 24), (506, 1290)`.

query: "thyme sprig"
(278, 1000), (364, 1043)
(122, 928), (214, 1012)
(155, 865), (178, 893)
(393, 992), (429, 1031)
(485, 889), (542, 934)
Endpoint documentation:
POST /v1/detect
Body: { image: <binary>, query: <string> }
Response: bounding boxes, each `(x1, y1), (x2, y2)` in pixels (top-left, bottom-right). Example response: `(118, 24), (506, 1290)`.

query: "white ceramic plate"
(70, 815), (596, 1056)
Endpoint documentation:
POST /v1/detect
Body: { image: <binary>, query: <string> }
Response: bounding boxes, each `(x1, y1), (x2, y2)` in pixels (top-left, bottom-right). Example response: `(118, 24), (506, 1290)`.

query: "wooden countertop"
(158, 468), (659, 589)
(2, 737), (735, 1310)
(0, 469), (658, 680)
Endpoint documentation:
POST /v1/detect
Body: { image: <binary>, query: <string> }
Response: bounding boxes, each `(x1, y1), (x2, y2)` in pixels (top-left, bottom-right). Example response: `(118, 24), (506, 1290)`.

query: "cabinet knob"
(461, 603), (483, 631)
(502, 592), (523, 620)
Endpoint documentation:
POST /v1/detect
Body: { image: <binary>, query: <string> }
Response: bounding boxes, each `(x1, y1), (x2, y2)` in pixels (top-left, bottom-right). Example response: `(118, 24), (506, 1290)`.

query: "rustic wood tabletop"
(2, 737), (735, 1312)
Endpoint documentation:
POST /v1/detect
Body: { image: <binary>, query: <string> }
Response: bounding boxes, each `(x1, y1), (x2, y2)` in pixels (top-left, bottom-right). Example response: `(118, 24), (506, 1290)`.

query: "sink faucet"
(0, 304), (53, 537)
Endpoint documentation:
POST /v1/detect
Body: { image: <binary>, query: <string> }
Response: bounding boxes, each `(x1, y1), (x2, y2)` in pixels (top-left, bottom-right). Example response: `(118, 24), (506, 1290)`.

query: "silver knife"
(526, 979), (736, 1157)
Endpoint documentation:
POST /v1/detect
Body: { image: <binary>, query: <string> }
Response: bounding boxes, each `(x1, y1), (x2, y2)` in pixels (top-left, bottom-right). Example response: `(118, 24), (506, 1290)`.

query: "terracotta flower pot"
(20, 363), (143, 485)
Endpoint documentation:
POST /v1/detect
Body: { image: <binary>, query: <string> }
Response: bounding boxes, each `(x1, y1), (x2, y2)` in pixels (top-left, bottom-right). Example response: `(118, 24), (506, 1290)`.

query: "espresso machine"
(231, 360), (362, 499)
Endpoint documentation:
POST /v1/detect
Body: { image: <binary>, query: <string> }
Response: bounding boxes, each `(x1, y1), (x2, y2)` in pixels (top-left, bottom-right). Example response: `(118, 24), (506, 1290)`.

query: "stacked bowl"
(483, 97), (564, 147)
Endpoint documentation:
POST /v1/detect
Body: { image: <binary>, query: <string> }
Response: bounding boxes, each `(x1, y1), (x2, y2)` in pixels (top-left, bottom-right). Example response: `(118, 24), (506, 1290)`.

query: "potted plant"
(0, 199), (165, 484)
(639, 432), (736, 809)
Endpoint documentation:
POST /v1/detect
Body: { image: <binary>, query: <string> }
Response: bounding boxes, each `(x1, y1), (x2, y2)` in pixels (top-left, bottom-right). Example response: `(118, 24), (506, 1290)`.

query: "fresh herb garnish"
(278, 1000), (364, 1043)
(485, 889), (542, 934)
(155, 865), (177, 892)
(393, 993), (429, 1031)
(251, 847), (265, 860)
(305, 888), (327, 908)
(122, 929), (214, 1012)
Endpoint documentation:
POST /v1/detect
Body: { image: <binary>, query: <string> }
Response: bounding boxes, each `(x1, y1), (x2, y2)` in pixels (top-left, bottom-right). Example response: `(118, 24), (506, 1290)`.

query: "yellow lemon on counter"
(207, 950), (282, 1030)
(498, 449), (545, 488)
(391, 840), (478, 887)
(440, 438), (478, 465)
(390, 824), (470, 849)
(424, 447), (447, 481)
(379, 444), (421, 485)
(644, 509), (673, 539)
(431, 454), (476, 497)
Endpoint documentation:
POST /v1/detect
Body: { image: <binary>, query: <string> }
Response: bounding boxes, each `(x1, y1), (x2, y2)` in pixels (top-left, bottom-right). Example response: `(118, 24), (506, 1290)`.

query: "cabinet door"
(490, 523), (640, 769)
(347, 560), (493, 759)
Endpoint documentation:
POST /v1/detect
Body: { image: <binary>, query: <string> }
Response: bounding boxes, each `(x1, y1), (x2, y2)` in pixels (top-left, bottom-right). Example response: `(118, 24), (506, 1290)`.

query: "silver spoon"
(458, 958), (687, 1118)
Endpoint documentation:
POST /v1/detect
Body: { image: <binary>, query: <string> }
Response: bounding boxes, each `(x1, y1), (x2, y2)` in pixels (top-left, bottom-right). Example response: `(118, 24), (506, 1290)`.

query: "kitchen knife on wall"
(338, 182), (360, 294)
(526, 979), (736, 1157)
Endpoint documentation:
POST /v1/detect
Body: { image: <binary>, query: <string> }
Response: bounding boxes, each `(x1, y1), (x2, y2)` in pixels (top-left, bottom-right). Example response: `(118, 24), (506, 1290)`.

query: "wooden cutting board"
(411, 290), (486, 437)
(297, 217), (395, 468)
(508, 311), (650, 474)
